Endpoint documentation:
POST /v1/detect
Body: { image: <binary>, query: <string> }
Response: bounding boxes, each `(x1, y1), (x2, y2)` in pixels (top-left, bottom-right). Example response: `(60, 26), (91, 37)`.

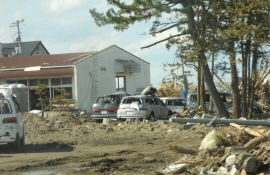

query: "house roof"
(74, 45), (150, 65)
(0, 52), (92, 79)
(2, 41), (50, 56)
(0, 68), (74, 79)
(0, 45), (149, 79)
(0, 52), (91, 69)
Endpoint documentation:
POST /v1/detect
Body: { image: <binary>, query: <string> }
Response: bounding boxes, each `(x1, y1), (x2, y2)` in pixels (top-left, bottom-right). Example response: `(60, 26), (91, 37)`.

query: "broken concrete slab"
(225, 147), (247, 155)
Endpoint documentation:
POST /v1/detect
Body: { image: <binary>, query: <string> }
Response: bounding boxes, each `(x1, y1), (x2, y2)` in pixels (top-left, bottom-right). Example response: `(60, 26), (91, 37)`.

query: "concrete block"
(235, 154), (253, 169)
(242, 157), (257, 174)
(225, 147), (247, 155)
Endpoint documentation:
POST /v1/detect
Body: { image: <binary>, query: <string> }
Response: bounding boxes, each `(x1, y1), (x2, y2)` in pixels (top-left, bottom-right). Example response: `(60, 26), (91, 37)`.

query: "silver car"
(91, 92), (130, 121)
(160, 97), (186, 114)
(117, 95), (172, 121)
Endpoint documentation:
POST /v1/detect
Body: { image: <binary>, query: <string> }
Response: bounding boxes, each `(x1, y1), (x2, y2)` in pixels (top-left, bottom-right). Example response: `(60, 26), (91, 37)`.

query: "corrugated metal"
(0, 68), (74, 79)
(0, 52), (91, 69)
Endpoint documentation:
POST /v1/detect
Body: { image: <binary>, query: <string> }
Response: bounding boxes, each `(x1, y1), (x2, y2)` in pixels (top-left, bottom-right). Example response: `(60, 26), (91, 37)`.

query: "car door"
(149, 97), (161, 119)
(157, 98), (168, 119)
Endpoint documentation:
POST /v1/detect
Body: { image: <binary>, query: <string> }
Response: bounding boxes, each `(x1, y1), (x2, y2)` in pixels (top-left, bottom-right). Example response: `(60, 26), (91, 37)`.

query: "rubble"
(21, 110), (270, 174)
(156, 116), (270, 175)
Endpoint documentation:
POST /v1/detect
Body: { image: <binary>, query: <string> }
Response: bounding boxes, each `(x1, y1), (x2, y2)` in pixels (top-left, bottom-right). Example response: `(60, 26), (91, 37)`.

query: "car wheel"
(147, 113), (157, 122)
(8, 133), (21, 151)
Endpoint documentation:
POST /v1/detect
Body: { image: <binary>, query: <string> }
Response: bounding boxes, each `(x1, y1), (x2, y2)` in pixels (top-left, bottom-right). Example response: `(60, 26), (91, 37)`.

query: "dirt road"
(0, 112), (205, 175)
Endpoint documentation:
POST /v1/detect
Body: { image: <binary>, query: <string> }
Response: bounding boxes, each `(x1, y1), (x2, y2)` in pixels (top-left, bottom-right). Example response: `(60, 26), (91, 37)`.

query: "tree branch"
(151, 24), (178, 34)
(141, 32), (190, 49)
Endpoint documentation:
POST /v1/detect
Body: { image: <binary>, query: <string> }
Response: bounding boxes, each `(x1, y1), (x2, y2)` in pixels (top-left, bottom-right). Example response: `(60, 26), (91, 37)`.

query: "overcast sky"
(0, 0), (197, 88)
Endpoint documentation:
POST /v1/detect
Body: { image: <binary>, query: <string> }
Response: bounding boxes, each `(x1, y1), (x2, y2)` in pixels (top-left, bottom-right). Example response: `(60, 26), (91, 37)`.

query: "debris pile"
(22, 111), (270, 174)
(157, 121), (270, 175)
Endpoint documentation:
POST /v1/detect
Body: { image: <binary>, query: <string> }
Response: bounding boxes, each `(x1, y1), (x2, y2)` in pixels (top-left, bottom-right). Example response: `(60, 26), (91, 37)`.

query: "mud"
(0, 111), (212, 175)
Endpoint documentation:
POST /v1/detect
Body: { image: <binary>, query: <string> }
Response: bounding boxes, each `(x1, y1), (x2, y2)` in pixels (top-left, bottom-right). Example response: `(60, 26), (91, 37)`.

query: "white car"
(0, 89), (24, 151)
(160, 97), (186, 114)
(117, 95), (172, 121)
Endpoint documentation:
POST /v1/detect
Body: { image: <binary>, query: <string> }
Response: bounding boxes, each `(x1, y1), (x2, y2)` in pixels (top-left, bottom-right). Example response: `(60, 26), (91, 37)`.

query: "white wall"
(75, 45), (150, 113)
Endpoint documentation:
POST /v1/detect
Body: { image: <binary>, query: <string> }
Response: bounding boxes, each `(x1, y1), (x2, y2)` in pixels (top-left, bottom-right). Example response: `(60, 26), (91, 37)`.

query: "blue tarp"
(182, 76), (188, 99)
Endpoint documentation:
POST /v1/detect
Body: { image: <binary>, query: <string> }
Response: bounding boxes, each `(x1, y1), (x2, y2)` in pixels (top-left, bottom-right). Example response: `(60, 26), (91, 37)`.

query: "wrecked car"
(160, 97), (186, 114)
(117, 95), (173, 121)
(91, 92), (130, 121)
(0, 89), (24, 151)
(186, 92), (232, 111)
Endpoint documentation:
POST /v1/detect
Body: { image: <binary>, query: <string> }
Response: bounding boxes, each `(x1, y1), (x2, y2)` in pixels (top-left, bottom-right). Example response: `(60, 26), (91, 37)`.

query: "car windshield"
(96, 96), (118, 104)
(122, 98), (142, 104)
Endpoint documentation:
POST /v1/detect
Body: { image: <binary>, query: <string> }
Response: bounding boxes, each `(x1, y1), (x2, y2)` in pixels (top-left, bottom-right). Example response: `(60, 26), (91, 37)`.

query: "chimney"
(0, 43), (2, 58)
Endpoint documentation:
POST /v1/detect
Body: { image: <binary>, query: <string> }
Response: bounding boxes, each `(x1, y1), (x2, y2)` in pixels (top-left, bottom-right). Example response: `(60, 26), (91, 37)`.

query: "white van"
(0, 89), (24, 151)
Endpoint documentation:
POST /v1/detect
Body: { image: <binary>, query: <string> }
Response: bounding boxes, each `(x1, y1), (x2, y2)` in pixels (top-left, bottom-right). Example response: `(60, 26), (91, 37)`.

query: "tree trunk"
(199, 52), (230, 118)
(186, 3), (230, 118)
(241, 39), (251, 118)
(199, 66), (205, 111)
(247, 47), (258, 119)
(229, 40), (240, 119)
(197, 65), (201, 109)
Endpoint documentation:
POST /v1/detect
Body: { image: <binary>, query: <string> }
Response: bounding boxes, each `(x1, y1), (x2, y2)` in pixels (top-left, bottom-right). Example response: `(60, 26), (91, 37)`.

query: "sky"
(0, 0), (194, 88)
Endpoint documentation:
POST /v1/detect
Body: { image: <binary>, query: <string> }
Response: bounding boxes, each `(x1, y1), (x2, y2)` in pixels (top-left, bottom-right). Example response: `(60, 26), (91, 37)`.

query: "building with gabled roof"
(0, 45), (150, 112)
(0, 41), (49, 57)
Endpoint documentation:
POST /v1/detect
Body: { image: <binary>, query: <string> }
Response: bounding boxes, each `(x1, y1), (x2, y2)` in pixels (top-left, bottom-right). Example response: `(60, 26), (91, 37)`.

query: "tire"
(147, 113), (157, 122)
(8, 133), (21, 152)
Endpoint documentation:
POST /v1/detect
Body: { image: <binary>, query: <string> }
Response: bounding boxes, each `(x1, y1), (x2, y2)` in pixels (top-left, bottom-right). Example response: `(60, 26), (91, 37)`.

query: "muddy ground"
(0, 111), (269, 175)
(0, 111), (209, 175)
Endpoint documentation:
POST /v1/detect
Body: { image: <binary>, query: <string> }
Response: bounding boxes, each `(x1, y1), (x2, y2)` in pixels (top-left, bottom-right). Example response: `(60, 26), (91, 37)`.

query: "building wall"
(75, 45), (150, 113)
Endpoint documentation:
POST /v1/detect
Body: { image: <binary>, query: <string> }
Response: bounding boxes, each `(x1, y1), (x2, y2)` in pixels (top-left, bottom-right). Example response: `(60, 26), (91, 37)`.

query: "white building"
(0, 45), (150, 112)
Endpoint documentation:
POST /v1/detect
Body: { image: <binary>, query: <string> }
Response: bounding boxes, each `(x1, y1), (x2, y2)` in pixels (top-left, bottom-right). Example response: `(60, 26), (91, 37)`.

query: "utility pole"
(10, 19), (24, 54)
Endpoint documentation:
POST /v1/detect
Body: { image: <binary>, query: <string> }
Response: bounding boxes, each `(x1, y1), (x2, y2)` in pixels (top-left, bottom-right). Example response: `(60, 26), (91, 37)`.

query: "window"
(39, 79), (48, 85)
(4, 54), (8, 57)
(51, 78), (61, 86)
(62, 78), (72, 85)
(0, 99), (12, 114)
(116, 76), (126, 92)
(7, 80), (28, 86)
(7, 80), (17, 84)
(30, 79), (38, 86)
(18, 80), (28, 86)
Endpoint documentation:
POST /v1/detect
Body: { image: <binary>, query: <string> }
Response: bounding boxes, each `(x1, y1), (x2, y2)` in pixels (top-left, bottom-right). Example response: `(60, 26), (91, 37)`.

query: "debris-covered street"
(0, 111), (269, 175)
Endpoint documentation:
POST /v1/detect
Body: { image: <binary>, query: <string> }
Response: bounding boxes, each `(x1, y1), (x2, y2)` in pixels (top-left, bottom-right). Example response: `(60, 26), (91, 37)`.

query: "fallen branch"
(243, 136), (267, 151)
(243, 130), (270, 151)
(230, 123), (263, 137)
